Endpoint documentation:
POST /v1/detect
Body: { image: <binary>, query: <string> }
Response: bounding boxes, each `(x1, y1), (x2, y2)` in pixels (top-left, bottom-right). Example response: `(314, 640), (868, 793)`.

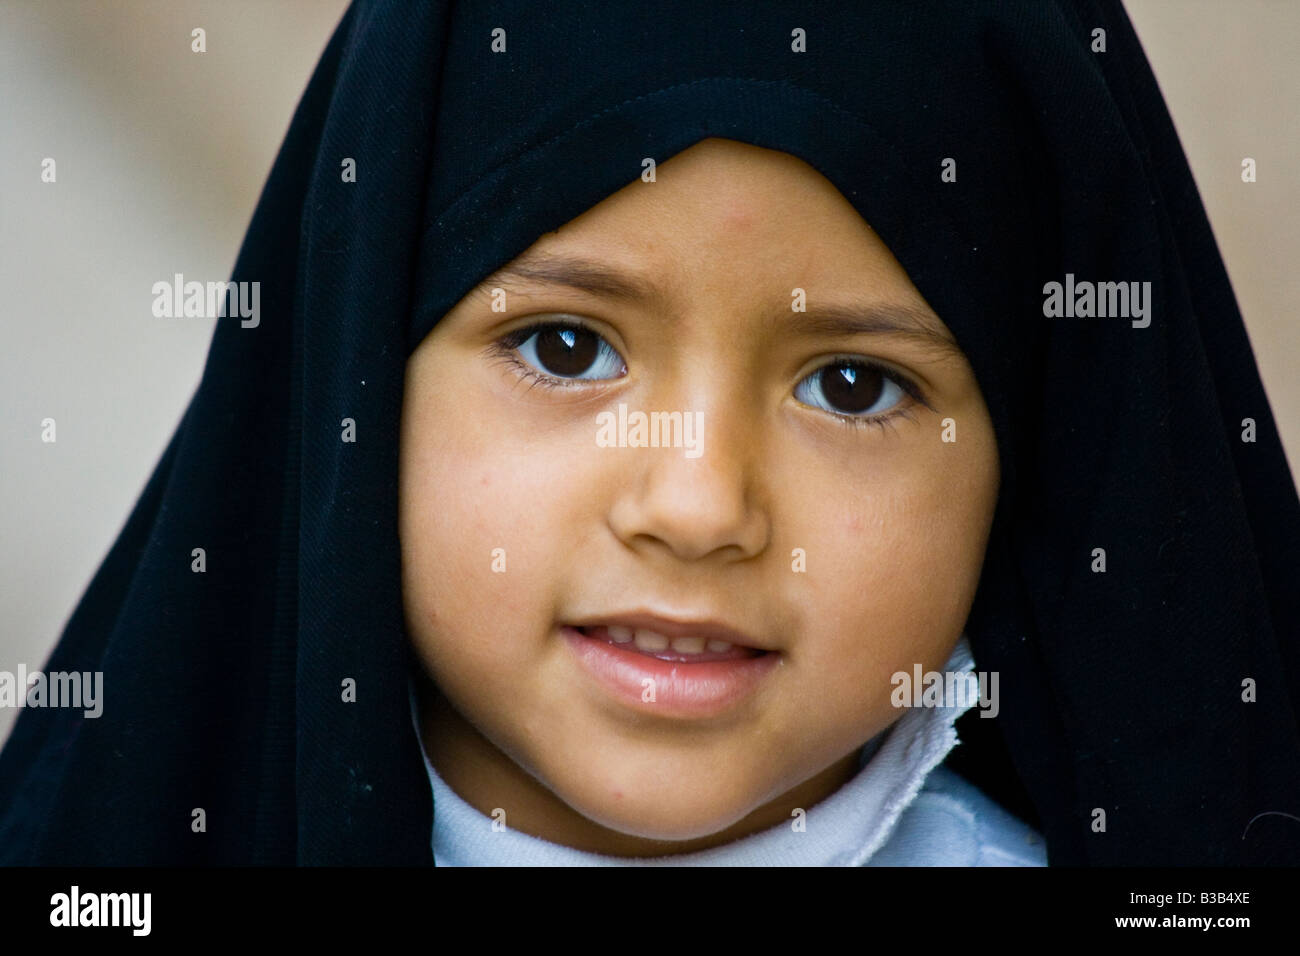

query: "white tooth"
(633, 629), (669, 652)
(607, 625), (634, 643)
(670, 636), (706, 654)
(706, 639), (734, 653)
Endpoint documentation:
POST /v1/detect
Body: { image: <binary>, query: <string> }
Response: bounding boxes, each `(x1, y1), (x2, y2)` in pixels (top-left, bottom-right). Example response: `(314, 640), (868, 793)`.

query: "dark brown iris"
(535, 326), (598, 376)
(820, 362), (884, 413)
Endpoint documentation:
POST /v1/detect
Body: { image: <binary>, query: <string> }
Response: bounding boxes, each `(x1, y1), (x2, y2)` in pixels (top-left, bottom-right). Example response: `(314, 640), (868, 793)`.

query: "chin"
(559, 778), (757, 844)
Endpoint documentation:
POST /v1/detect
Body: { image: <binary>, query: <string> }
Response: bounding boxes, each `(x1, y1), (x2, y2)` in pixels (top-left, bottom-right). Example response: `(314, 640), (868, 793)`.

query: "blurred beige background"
(2, 0), (1297, 746)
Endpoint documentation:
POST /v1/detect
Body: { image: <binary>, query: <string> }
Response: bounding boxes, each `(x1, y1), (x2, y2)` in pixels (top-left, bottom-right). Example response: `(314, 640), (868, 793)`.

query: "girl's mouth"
(561, 621), (780, 720)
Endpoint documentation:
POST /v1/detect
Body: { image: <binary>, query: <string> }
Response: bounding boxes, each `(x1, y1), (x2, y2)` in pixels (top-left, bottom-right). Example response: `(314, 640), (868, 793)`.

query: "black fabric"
(3, 0), (1297, 865)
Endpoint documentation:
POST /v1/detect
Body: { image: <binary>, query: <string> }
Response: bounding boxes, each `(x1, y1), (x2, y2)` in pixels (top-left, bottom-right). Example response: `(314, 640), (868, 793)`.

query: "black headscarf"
(3, 0), (1297, 866)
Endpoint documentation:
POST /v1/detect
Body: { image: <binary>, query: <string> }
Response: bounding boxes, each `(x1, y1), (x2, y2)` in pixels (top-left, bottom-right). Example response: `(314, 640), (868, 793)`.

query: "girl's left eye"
(505, 322), (626, 380)
(793, 360), (913, 420)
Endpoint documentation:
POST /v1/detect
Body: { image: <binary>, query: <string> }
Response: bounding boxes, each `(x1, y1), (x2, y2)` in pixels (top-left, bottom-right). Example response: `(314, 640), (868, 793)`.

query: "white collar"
(411, 635), (978, 865)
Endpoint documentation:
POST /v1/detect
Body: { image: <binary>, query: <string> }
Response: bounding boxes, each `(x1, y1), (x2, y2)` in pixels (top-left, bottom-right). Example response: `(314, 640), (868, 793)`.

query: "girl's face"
(399, 137), (999, 855)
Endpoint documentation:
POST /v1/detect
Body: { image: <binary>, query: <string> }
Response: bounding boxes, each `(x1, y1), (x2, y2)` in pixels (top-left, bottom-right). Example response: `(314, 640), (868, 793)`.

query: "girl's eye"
(509, 323), (626, 380)
(793, 360), (911, 419)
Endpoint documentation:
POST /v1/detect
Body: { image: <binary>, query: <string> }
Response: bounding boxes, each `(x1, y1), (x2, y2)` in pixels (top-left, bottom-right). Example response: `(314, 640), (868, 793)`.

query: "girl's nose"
(605, 404), (771, 564)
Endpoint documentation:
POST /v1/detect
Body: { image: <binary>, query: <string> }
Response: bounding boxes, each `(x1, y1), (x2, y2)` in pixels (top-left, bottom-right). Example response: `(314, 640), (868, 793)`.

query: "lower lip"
(560, 626), (780, 719)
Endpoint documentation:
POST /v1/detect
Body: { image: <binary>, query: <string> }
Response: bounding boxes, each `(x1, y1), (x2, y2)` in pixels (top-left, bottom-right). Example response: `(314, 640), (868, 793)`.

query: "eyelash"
(487, 320), (931, 430)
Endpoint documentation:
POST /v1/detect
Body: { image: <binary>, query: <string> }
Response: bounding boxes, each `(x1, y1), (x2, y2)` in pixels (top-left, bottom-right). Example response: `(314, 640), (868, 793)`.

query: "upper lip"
(567, 611), (774, 652)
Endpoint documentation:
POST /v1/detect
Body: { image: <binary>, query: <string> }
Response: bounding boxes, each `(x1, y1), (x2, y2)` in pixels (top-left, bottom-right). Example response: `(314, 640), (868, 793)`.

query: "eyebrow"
(480, 250), (965, 360)
(479, 250), (662, 304)
(781, 302), (966, 361)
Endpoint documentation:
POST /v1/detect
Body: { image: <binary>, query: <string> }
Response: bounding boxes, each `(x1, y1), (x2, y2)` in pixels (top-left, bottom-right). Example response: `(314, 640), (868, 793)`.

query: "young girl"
(2, 0), (1297, 866)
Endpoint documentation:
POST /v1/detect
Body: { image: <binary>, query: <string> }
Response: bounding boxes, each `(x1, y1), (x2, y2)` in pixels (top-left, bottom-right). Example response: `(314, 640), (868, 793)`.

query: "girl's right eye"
(505, 321), (627, 381)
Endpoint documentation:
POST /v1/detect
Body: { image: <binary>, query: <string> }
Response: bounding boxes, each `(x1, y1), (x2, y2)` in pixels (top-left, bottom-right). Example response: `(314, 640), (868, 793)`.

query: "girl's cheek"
(790, 448), (986, 628)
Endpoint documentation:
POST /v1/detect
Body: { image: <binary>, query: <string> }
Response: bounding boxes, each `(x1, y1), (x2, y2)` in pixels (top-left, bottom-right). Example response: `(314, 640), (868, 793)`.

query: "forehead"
(554, 138), (867, 242)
